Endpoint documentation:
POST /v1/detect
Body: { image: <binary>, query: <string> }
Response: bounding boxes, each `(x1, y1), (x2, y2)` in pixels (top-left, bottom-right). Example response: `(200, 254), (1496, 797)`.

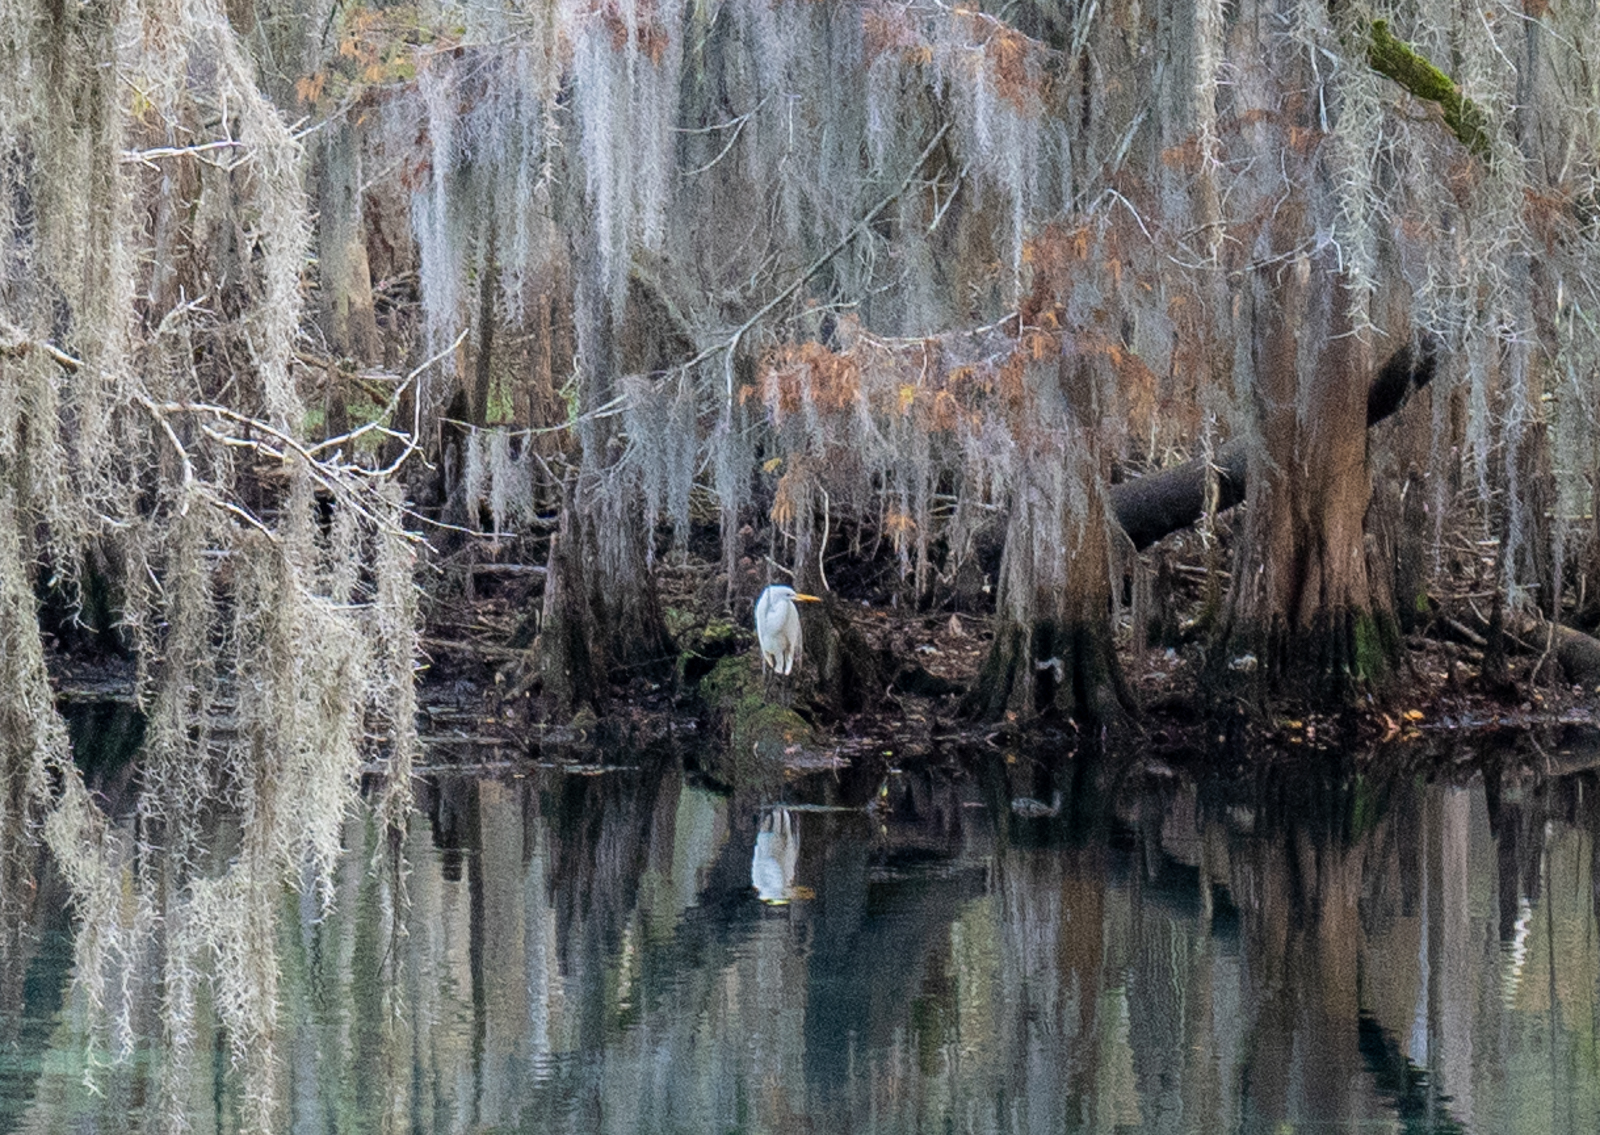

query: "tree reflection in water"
(6, 732), (1600, 1133)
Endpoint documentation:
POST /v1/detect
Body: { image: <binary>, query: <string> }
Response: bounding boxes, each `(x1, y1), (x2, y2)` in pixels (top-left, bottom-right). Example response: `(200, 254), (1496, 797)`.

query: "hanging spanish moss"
(9, 0), (1600, 1124)
(1, 0), (419, 1127)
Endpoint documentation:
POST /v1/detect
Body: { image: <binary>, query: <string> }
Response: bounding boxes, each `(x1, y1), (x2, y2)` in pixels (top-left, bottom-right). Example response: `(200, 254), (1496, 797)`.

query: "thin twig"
(1533, 618), (1556, 683)
(134, 393), (197, 514)
(819, 485), (831, 593)
(681, 97), (770, 176)
(203, 494), (280, 543)
(312, 326), (469, 465)
(0, 327), (83, 370)
(151, 400), (418, 540)
(120, 140), (244, 167)
(673, 121), (953, 400)
(928, 163), (968, 234)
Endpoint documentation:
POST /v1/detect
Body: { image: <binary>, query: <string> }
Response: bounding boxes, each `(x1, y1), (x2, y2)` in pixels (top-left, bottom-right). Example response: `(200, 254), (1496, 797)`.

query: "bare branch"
(0, 326), (84, 370)
(311, 326), (470, 462)
(120, 139), (245, 168)
(673, 120), (953, 400)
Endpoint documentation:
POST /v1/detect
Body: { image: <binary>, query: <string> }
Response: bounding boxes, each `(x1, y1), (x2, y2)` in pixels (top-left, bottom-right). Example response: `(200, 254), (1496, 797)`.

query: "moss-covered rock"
(697, 654), (815, 786)
(673, 613), (745, 686)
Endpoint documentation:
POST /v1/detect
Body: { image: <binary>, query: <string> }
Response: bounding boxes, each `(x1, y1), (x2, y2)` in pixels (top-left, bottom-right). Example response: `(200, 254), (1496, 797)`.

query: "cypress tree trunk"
(968, 356), (1133, 725)
(536, 232), (673, 718)
(537, 496), (606, 718)
(315, 123), (379, 369)
(1219, 203), (1397, 701)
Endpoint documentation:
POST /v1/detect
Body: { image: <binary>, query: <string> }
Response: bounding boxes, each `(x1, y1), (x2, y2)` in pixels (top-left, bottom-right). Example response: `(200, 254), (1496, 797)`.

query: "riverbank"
(44, 534), (1598, 779)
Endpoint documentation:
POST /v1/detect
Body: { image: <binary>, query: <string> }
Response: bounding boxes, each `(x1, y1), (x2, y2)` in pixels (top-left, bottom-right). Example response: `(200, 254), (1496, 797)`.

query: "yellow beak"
(791, 593), (822, 602)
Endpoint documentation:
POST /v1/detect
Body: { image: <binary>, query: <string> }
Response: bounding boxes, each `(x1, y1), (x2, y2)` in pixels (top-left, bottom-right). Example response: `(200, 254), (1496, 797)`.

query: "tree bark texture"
(315, 123), (380, 367)
(1222, 204), (1396, 694)
(536, 504), (606, 718)
(968, 356), (1132, 724)
(1107, 338), (1437, 552)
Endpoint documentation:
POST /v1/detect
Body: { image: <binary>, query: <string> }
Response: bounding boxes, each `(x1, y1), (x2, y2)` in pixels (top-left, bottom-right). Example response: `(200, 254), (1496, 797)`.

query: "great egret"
(754, 584), (821, 676)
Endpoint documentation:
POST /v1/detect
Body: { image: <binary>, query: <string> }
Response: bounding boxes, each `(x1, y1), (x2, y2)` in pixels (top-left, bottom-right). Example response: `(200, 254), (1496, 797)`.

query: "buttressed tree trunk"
(1223, 208), (1394, 698)
(968, 356), (1132, 724)
(533, 237), (673, 721)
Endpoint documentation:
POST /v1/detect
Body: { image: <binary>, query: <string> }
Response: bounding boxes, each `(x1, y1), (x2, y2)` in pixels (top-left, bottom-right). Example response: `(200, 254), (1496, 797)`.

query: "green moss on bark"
(1215, 607), (1401, 710)
(1367, 20), (1491, 161)
(1352, 610), (1399, 683)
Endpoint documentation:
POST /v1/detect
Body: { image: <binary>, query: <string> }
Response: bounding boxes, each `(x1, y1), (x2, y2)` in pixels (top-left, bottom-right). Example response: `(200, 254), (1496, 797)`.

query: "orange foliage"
(771, 466), (803, 528)
(761, 341), (862, 421)
(1019, 222), (1093, 326)
(295, 5), (432, 113)
(863, 2), (925, 65)
(982, 23), (1040, 113)
(929, 388), (964, 431)
(295, 72), (328, 106)
(336, 8), (405, 85)
(1022, 327), (1056, 362)
(996, 347), (1031, 411)
(758, 315), (1142, 456)
(1076, 332), (1158, 426)
(593, 0), (670, 64)
(1022, 224), (1094, 284)
(884, 510), (916, 554)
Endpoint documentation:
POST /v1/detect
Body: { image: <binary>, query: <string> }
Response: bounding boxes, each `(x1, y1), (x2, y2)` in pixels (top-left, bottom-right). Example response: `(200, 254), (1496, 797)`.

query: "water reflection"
(751, 807), (801, 904)
(5, 733), (1600, 1132)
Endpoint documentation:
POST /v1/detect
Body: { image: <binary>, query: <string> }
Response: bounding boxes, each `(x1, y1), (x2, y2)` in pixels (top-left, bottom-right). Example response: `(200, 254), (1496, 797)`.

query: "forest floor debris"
(43, 536), (1600, 776)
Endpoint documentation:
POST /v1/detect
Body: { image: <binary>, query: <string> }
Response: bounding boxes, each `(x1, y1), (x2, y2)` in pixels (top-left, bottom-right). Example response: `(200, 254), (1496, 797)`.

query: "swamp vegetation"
(5, 0), (1600, 1127)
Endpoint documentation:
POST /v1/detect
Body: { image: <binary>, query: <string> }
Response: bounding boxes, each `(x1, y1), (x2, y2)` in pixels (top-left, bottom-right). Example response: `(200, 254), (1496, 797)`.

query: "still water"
(4, 732), (1600, 1133)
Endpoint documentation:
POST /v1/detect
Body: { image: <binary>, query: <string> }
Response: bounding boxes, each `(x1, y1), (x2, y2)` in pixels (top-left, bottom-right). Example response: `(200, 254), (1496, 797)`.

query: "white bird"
(754, 584), (822, 676)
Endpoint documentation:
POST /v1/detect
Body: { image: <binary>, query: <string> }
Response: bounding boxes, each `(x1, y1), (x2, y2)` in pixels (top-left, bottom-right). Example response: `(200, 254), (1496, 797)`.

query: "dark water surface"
(5, 732), (1600, 1133)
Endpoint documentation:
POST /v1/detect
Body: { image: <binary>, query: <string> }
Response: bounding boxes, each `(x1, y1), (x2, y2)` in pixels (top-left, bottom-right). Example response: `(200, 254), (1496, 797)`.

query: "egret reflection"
(10, 747), (1600, 1135)
(751, 806), (802, 904)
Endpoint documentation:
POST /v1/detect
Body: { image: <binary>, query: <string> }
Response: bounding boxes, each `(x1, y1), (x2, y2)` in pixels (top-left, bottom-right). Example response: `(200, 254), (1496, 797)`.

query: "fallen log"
(1108, 441), (1247, 552)
(1108, 335), (1440, 550)
(1495, 609), (1600, 690)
